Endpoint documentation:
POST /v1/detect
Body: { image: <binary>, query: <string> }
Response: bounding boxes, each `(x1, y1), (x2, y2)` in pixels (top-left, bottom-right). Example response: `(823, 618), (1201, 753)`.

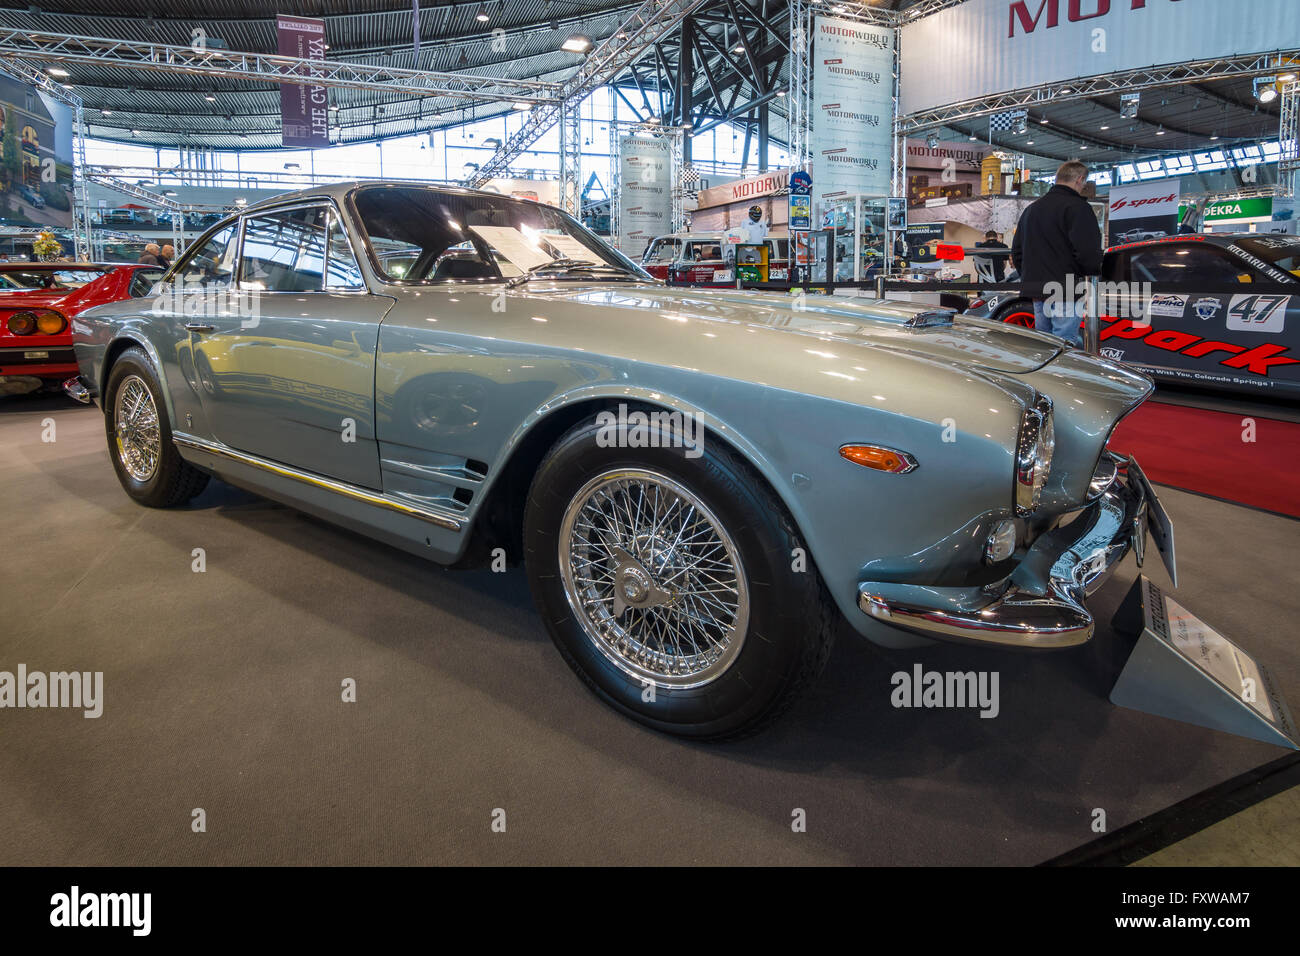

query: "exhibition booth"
(0, 0), (1298, 881)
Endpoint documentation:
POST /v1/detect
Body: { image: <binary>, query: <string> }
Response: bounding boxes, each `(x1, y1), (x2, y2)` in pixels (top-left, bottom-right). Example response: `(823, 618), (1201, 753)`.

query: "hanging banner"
(617, 136), (672, 257)
(0, 72), (75, 228)
(808, 16), (894, 216)
(900, 0), (1295, 117)
(1108, 180), (1181, 244)
(277, 15), (329, 148)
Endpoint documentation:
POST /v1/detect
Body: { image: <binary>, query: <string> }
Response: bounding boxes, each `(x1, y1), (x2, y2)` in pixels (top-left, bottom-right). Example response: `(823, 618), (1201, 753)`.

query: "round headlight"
(35, 309), (67, 335)
(6, 311), (37, 335)
(1015, 396), (1054, 515)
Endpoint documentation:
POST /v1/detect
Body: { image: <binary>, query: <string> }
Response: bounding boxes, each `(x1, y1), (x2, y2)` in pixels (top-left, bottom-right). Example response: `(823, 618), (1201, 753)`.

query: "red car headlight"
(35, 309), (68, 335)
(7, 311), (37, 335)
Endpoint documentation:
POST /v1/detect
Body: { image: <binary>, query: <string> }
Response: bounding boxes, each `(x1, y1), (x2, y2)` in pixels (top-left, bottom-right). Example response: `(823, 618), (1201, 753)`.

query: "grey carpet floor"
(1, 392), (1296, 865)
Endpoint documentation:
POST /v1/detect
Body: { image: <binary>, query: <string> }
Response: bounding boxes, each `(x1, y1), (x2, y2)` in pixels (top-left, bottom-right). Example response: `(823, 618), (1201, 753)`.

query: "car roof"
(240, 180), (563, 216)
(1105, 232), (1264, 253)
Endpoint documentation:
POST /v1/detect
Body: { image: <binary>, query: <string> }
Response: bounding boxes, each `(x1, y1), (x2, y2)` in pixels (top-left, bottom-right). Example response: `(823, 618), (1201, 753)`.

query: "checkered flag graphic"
(988, 109), (1028, 133)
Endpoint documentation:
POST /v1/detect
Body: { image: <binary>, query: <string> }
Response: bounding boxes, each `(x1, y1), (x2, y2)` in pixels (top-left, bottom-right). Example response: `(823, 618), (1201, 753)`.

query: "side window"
(129, 269), (164, 297)
(176, 222), (238, 289)
(325, 212), (365, 290)
(1127, 245), (1247, 284)
(239, 206), (328, 293)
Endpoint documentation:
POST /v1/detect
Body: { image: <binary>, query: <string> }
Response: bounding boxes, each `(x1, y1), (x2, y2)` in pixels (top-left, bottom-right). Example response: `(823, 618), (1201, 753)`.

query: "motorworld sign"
(899, 0), (1294, 116)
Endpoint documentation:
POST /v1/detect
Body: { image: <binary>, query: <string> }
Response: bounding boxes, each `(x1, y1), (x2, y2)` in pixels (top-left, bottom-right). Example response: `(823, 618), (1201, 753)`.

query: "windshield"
(351, 185), (647, 283)
(643, 239), (679, 264)
(1236, 236), (1300, 277)
(0, 267), (111, 290)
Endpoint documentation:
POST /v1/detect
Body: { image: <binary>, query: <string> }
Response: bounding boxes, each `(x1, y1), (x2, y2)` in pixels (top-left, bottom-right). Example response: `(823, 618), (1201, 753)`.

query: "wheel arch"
(100, 332), (174, 422)
(457, 387), (810, 575)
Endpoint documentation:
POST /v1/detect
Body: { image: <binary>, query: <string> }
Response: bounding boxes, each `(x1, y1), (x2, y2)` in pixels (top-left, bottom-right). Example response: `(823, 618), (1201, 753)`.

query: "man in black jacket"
(1010, 160), (1102, 344)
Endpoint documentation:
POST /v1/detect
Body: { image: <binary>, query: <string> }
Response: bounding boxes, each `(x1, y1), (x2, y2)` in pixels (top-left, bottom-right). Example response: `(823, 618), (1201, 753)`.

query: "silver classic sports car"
(65, 182), (1170, 739)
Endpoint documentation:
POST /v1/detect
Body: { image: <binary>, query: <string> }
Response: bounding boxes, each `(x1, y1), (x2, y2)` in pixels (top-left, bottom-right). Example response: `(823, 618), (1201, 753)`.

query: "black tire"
(104, 347), (209, 508)
(523, 410), (836, 740)
(992, 298), (1036, 329)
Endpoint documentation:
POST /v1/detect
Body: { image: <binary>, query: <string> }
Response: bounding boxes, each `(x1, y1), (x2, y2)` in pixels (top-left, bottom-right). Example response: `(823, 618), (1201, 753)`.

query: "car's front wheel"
(104, 347), (209, 508)
(524, 412), (836, 739)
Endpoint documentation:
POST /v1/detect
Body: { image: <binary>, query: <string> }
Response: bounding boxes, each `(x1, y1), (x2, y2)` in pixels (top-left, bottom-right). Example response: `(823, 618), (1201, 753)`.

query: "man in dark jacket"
(974, 230), (1009, 281)
(1010, 160), (1102, 344)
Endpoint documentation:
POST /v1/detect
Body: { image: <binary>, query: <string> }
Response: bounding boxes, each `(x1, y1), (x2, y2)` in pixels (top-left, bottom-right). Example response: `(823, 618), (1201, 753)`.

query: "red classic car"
(0, 263), (166, 391)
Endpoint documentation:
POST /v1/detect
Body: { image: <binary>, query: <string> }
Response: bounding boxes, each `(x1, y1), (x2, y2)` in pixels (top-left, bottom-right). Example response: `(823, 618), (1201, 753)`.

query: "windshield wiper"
(505, 257), (633, 288)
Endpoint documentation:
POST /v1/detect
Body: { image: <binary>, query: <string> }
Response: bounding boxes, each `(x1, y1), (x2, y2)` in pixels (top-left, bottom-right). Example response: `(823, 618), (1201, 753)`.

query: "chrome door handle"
(185, 322), (215, 333)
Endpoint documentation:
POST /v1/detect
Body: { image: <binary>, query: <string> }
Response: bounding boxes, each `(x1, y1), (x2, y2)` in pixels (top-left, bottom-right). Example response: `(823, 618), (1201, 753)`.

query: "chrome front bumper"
(858, 456), (1162, 649)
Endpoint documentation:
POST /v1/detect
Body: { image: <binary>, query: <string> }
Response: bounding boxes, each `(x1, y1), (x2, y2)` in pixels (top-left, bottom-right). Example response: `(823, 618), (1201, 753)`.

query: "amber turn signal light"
(839, 444), (918, 474)
(35, 310), (67, 335)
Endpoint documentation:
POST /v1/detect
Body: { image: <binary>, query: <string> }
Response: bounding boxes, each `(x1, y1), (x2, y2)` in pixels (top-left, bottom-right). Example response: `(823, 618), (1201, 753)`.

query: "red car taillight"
(6, 309), (67, 335)
(7, 311), (37, 335)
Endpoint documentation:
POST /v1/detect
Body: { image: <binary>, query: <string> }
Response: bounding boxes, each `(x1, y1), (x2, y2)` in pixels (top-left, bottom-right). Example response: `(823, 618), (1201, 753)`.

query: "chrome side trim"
(172, 433), (464, 532)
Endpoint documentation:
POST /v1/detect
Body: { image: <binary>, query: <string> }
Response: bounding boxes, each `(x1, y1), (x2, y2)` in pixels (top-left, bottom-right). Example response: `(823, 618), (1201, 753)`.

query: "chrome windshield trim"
(172, 433), (464, 532)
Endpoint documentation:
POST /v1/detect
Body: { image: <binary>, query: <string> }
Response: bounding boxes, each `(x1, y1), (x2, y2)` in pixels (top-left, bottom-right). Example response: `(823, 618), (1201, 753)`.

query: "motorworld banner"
(277, 15), (328, 148)
(809, 16), (894, 215)
(899, 0), (1294, 116)
(617, 135), (672, 257)
(1107, 180), (1181, 243)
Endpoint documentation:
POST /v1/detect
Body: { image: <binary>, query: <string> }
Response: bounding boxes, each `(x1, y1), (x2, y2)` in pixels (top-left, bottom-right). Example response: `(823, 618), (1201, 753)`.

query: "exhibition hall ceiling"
(0, 1), (1282, 170)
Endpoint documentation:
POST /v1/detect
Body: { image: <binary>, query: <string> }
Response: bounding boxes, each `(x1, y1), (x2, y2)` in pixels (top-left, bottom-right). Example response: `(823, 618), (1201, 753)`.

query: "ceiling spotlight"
(561, 35), (592, 53)
(484, 137), (502, 149)
(163, 190), (177, 197)
(1256, 81), (1279, 104)
(775, 89), (787, 97)
(234, 198), (247, 206)
(1099, 125), (1109, 130)
(1079, 144), (1088, 150)
(46, 66), (68, 77)
(1026, 140), (1034, 146)
(130, 129), (139, 136)
(733, 45), (745, 54)
(1039, 116), (1048, 124)
(1278, 71), (1297, 83)
(1119, 92), (1140, 118)
(512, 101), (531, 111)
(475, 3), (489, 22)
(1155, 126), (1165, 135)
(100, 109), (112, 116)
(968, 134), (977, 140)
(204, 93), (216, 102)
(1210, 132), (1219, 140)
(283, 162), (300, 170)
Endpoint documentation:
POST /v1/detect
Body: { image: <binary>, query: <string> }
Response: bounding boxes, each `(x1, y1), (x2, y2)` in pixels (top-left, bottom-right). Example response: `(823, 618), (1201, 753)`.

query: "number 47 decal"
(1226, 294), (1291, 333)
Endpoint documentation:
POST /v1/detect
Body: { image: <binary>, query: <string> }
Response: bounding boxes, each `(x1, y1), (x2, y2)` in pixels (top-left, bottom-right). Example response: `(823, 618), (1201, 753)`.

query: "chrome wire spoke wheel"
(559, 468), (749, 689)
(113, 374), (162, 482)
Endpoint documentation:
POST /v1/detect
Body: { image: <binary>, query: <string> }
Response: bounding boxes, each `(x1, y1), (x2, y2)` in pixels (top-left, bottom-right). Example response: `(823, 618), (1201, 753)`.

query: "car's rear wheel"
(104, 347), (209, 507)
(993, 298), (1036, 328)
(524, 411), (836, 739)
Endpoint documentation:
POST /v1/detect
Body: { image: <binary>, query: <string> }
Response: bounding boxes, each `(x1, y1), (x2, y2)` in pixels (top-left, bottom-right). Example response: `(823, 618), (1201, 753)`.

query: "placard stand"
(1110, 576), (1298, 750)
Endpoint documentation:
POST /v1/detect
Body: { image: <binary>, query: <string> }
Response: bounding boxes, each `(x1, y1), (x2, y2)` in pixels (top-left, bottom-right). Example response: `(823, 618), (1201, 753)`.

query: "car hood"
(547, 283), (1064, 375)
